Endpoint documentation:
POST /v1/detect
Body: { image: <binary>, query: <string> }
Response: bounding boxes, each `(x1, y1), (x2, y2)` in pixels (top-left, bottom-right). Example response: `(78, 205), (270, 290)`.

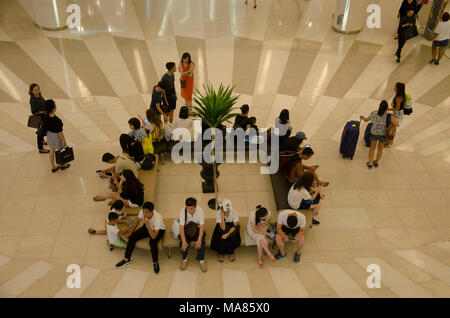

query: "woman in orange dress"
(178, 52), (195, 115)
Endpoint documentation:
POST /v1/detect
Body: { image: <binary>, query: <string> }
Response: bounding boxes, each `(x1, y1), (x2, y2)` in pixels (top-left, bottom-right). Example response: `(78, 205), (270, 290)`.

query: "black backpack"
(141, 154), (156, 170)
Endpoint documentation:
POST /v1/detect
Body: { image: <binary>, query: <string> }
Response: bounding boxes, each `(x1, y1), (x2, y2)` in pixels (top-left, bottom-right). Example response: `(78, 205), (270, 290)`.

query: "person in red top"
(178, 52), (195, 115)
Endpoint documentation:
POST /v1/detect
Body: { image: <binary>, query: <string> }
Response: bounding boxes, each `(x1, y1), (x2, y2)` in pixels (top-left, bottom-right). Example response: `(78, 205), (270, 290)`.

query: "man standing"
(161, 62), (177, 123)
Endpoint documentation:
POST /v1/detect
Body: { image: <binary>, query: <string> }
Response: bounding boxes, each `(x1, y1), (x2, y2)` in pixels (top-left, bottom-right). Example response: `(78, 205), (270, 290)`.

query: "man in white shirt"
(430, 12), (450, 65)
(115, 202), (165, 274)
(275, 210), (306, 263)
(179, 197), (207, 272)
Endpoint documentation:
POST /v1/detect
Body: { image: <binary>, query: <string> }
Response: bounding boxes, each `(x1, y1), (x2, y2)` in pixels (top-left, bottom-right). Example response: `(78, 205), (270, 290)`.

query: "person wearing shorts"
(430, 12), (450, 66)
(274, 211), (306, 263)
(361, 100), (399, 169)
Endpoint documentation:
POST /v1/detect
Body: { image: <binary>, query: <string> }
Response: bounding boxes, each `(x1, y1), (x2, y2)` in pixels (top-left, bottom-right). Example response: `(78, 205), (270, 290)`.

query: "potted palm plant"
(192, 83), (240, 209)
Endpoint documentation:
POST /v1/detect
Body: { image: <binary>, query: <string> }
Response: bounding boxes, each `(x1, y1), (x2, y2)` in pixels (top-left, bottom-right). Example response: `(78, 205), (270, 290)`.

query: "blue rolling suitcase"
(340, 121), (360, 159)
(364, 123), (372, 147)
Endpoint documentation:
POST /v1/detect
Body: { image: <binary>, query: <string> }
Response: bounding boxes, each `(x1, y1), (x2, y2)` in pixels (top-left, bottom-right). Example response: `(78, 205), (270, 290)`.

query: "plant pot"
(199, 161), (220, 193)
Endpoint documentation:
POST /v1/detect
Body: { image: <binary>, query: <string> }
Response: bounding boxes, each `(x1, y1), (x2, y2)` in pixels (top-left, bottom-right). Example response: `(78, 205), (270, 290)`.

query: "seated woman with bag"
(210, 199), (241, 263)
(93, 169), (144, 208)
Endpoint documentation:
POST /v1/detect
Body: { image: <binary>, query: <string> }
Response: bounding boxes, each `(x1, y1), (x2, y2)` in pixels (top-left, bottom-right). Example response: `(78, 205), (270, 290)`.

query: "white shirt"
(277, 211), (306, 229)
(275, 117), (290, 136)
(288, 184), (312, 209)
(179, 207), (205, 225)
(216, 209), (239, 224)
(435, 21), (450, 41)
(138, 210), (165, 230)
(106, 222), (120, 243)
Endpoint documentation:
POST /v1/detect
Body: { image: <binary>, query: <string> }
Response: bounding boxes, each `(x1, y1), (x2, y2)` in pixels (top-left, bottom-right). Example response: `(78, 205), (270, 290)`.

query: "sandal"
(229, 254), (236, 262)
(92, 196), (102, 202)
(321, 181), (330, 187)
(60, 164), (71, 170)
(39, 149), (49, 154)
(88, 228), (96, 235)
(217, 255), (224, 263)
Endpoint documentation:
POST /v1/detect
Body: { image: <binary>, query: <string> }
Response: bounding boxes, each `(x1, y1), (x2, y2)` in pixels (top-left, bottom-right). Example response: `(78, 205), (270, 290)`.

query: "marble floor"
(0, 0), (450, 298)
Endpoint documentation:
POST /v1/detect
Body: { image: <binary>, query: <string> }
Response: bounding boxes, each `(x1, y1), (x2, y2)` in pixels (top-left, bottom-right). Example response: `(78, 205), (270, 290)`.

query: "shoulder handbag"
(385, 114), (395, 142)
(403, 94), (413, 115)
(27, 114), (41, 129)
(404, 25), (419, 41)
(180, 78), (186, 89)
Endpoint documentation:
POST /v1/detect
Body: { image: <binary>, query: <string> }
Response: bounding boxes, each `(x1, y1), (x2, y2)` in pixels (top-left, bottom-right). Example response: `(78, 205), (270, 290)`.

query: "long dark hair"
(29, 83), (41, 97)
(293, 172), (315, 192)
(377, 100), (389, 116)
(255, 205), (268, 225)
(119, 134), (135, 154)
(181, 52), (192, 64)
(393, 82), (406, 110)
(122, 169), (144, 193)
(146, 109), (163, 131)
(279, 109), (290, 125)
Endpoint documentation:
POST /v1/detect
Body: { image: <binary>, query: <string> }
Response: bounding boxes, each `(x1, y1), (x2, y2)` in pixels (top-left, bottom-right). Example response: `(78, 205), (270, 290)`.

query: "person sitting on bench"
(288, 172), (324, 225)
(115, 202), (165, 274)
(274, 210), (306, 263)
(98, 152), (139, 180)
(93, 169), (144, 208)
(286, 146), (329, 187)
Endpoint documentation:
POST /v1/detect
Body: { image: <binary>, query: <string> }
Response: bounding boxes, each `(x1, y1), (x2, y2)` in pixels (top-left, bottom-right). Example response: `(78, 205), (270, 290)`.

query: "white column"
(332, 0), (368, 34)
(19, 0), (68, 31)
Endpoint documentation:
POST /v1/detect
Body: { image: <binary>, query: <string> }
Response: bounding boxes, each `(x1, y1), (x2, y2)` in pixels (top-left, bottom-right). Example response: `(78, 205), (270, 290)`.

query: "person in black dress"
(210, 199), (241, 263)
(29, 83), (49, 154)
(396, 9), (417, 63)
(43, 99), (70, 173)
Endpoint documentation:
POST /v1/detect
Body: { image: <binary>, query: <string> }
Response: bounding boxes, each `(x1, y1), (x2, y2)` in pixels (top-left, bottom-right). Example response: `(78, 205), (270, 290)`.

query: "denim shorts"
(433, 39), (449, 47)
(369, 134), (387, 143)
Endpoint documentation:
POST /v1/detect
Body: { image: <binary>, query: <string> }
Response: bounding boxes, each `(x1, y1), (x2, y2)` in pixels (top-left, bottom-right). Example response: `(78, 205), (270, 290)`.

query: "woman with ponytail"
(361, 100), (399, 169)
(246, 205), (276, 267)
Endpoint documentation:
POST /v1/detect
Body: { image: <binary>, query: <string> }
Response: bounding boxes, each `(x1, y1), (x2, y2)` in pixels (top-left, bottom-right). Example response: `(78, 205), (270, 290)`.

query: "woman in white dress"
(247, 205), (276, 267)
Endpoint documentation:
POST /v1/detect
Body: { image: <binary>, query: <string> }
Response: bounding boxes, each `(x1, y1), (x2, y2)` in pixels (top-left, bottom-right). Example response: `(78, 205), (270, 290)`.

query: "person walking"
(43, 99), (70, 173)
(396, 9), (418, 63)
(29, 83), (49, 154)
(430, 12), (450, 66)
(360, 100), (399, 169)
(386, 82), (406, 146)
(178, 52), (195, 115)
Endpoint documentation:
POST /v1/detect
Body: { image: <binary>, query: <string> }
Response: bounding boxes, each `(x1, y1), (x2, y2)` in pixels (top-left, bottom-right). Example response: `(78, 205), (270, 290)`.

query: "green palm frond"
(192, 83), (240, 128)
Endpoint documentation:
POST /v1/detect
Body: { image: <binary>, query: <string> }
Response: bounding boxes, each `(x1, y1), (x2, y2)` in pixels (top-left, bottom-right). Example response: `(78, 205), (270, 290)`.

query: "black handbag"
(180, 78), (186, 89)
(55, 146), (74, 165)
(27, 114), (41, 128)
(404, 25), (418, 41)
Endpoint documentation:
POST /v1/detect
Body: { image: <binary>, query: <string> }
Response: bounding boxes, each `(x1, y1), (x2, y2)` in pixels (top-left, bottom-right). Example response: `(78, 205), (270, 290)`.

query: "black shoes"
(115, 259), (131, 268)
(373, 160), (379, 168)
(275, 252), (286, 260)
(367, 162), (373, 169)
(61, 164), (71, 170)
(52, 167), (60, 173)
(312, 218), (320, 225)
(153, 262), (160, 274)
